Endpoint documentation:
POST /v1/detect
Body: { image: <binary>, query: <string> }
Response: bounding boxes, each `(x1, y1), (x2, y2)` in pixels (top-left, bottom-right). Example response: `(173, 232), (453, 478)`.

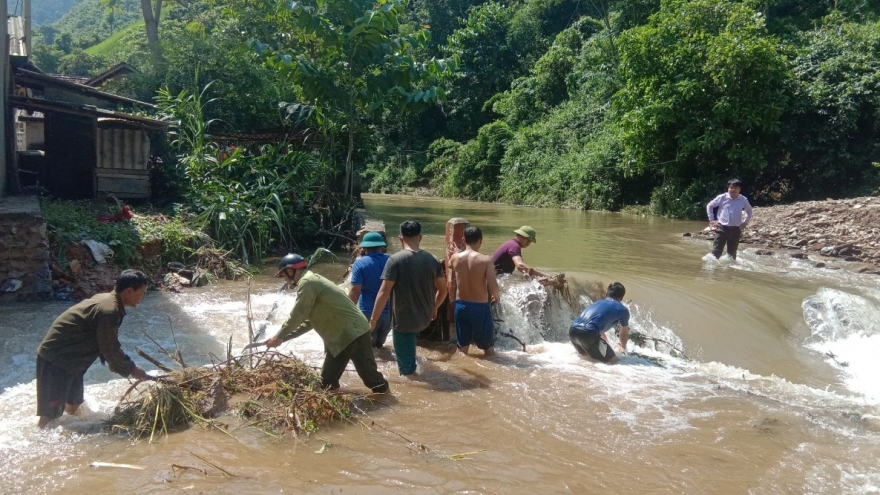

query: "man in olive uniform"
(265, 254), (389, 393)
(36, 269), (151, 428)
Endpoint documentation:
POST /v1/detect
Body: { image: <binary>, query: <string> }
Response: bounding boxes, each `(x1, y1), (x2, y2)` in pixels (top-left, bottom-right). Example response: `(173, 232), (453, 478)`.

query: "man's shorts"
(569, 327), (616, 362)
(455, 300), (494, 350)
(36, 355), (85, 419)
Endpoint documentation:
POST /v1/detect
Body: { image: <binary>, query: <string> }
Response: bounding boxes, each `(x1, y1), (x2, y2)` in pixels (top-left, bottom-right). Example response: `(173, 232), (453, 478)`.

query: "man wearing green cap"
(348, 232), (392, 349)
(491, 225), (545, 277)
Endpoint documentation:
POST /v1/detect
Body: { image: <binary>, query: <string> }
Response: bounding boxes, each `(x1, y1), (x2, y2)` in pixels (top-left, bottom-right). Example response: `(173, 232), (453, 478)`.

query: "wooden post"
(0, 2), (7, 198)
(445, 218), (469, 341)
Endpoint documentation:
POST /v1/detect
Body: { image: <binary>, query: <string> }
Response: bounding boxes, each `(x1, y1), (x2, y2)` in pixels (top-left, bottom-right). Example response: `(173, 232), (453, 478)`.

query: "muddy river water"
(1, 194), (879, 494)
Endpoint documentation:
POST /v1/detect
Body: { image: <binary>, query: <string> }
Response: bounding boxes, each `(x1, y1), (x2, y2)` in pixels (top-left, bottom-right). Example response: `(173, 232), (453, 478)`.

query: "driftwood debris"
(110, 342), (360, 440)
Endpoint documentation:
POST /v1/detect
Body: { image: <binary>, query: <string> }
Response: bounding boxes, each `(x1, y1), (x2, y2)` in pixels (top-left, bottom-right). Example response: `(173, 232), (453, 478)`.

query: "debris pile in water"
(108, 352), (357, 441)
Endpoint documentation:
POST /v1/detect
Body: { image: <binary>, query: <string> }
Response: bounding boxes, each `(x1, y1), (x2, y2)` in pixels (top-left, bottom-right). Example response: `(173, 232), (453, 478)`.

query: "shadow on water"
(406, 360), (493, 392)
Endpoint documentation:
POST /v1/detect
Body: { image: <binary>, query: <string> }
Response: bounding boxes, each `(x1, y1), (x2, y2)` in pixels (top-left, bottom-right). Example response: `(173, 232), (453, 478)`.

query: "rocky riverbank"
(688, 196), (880, 275)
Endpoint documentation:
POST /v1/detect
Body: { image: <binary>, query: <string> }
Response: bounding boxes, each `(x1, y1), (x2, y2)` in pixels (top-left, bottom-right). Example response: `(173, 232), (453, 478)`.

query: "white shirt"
(707, 193), (752, 227)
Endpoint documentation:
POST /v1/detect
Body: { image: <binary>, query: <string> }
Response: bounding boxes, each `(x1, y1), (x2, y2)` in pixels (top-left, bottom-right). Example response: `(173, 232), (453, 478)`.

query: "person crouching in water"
(265, 254), (389, 393)
(36, 269), (152, 428)
(568, 282), (631, 364)
(450, 226), (501, 357)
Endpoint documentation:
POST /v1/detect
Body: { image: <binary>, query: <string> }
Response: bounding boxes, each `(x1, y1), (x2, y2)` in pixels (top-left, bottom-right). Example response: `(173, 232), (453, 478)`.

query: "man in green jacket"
(265, 254), (389, 393)
(36, 269), (151, 428)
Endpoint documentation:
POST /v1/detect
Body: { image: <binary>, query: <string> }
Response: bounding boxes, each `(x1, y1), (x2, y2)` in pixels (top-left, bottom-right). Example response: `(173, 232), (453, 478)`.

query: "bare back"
(451, 247), (500, 303)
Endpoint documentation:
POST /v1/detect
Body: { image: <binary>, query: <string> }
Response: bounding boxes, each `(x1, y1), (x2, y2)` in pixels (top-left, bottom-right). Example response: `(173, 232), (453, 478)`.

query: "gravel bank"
(687, 196), (880, 275)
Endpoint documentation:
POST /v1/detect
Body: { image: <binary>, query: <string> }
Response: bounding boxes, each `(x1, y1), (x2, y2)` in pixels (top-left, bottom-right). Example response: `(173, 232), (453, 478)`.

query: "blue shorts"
(455, 301), (494, 350)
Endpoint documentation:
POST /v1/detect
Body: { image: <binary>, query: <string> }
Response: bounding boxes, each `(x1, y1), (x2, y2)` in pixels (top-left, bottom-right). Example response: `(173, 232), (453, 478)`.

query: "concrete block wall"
(0, 196), (51, 301)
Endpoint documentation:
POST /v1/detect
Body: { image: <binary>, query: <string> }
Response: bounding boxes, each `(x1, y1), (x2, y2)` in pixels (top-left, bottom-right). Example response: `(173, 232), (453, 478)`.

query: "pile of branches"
(193, 246), (249, 280)
(108, 347), (359, 441)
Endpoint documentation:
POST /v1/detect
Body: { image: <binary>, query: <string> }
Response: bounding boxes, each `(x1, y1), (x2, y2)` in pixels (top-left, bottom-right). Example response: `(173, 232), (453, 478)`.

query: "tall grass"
(157, 81), (335, 264)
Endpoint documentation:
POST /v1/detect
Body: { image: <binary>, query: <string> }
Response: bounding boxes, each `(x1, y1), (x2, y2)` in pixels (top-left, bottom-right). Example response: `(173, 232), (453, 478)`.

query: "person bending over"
(266, 253), (389, 393)
(36, 269), (152, 428)
(568, 282), (630, 364)
(491, 225), (545, 278)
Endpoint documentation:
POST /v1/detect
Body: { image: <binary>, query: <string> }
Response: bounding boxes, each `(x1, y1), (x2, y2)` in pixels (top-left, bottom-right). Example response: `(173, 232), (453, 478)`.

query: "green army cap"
(514, 226), (537, 243)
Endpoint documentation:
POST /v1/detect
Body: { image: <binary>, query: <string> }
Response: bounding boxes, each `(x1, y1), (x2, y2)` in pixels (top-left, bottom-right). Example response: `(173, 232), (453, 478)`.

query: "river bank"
(687, 195), (880, 274)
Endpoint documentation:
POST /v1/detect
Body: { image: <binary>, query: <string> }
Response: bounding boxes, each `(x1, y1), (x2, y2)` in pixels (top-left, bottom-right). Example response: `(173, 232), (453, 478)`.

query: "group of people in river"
(34, 178), (751, 427)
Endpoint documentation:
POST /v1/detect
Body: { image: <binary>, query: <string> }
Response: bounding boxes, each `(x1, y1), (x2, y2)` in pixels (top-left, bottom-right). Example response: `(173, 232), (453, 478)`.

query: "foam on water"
(3, 273), (880, 493)
(803, 287), (880, 404)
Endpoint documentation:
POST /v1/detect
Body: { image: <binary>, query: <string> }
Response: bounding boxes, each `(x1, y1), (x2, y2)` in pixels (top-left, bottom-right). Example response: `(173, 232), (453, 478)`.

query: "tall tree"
(140, 0), (163, 66)
(615, 0), (790, 182)
(241, 0), (455, 196)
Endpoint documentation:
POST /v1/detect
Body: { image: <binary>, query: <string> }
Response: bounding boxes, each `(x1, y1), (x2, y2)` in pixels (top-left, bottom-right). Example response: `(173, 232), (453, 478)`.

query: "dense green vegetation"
(25, 0), (80, 26)
(31, 0), (880, 234)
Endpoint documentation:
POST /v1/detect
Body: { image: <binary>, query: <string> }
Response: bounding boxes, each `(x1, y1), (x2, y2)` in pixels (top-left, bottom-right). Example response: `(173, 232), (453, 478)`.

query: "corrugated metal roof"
(47, 74), (92, 85)
(10, 95), (169, 129)
(15, 69), (157, 109)
(8, 17), (27, 57)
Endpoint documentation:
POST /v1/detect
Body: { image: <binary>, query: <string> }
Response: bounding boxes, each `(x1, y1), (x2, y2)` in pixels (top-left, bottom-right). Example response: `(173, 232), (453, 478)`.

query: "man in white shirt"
(706, 178), (753, 260)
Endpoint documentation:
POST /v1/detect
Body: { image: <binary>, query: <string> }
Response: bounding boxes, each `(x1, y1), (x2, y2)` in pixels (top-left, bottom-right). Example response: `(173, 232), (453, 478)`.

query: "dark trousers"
(321, 332), (389, 393)
(712, 225), (742, 259)
(36, 355), (85, 419)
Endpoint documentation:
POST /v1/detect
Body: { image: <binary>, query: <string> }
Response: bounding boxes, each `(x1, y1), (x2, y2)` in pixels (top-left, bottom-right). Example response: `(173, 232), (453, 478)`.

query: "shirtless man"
(450, 226), (501, 356)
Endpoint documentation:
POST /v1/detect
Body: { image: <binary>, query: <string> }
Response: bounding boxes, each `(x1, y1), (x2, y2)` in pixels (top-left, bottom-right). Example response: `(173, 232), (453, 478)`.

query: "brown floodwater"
(1, 194), (879, 494)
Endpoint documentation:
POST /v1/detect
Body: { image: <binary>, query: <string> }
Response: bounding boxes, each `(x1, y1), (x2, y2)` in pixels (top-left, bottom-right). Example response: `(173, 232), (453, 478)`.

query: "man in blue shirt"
(569, 282), (631, 363)
(348, 232), (392, 349)
(706, 178), (753, 260)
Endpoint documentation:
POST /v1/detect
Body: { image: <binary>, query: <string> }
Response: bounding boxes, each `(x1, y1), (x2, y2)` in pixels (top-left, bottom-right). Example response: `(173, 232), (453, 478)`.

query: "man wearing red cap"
(265, 254), (389, 393)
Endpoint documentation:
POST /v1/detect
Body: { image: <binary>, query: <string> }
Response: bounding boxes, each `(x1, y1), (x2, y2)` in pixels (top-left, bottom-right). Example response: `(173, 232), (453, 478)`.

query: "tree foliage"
(615, 0), (790, 180)
(237, 0), (455, 196)
(31, 0), (880, 220)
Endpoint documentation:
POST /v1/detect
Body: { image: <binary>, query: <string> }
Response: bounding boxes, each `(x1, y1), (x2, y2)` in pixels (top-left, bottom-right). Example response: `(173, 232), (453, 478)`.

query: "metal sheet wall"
(96, 128), (150, 171)
(95, 128), (151, 198)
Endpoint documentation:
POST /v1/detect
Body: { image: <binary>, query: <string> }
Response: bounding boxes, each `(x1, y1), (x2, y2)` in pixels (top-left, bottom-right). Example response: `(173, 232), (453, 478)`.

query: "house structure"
(11, 68), (168, 200)
(1, 10), (168, 300)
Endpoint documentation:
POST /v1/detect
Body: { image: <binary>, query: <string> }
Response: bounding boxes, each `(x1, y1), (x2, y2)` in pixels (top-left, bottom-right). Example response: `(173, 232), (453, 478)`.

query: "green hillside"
(84, 18), (145, 57)
(41, 0), (142, 48)
(26, 0), (80, 26)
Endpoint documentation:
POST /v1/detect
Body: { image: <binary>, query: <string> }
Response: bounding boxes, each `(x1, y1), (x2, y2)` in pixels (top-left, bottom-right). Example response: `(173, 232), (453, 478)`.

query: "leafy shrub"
(429, 121), (512, 200)
(157, 82), (337, 264)
(649, 177), (722, 219)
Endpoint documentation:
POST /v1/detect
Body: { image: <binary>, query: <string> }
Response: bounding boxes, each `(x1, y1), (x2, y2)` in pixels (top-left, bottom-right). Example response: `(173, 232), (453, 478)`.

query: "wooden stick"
(91, 462), (145, 470)
(171, 464), (206, 476)
(135, 347), (174, 372)
(167, 316), (186, 368)
(187, 450), (238, 478)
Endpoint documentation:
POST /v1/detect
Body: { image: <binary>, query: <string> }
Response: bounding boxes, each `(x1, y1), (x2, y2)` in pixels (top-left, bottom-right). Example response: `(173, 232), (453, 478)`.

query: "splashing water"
(803, 288), (880, 404)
